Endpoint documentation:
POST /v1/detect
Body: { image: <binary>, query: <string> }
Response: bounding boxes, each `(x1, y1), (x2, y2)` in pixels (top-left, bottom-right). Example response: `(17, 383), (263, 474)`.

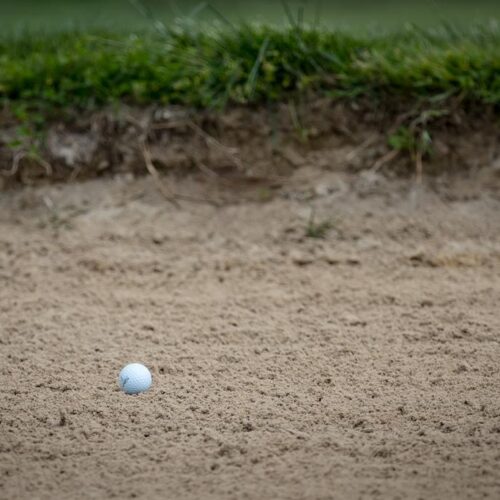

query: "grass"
(306, 210), (332, 239)
(2, 22), (500, 116)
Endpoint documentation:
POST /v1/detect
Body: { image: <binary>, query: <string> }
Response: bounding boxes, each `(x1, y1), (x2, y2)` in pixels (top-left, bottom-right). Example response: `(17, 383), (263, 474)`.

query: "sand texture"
(1, 167), (500, 499)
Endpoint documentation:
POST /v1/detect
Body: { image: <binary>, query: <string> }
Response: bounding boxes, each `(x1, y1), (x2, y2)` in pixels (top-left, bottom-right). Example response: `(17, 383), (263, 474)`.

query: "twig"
(415, 150), (423, 184)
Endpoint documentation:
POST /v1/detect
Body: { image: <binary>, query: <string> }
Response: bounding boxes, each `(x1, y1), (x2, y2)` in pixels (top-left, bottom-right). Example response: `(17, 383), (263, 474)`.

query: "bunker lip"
(1, 99), (499, 190)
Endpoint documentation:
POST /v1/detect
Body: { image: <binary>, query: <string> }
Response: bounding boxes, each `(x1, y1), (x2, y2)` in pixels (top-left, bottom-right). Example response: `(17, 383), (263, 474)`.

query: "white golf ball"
(119, 363), (152, 395)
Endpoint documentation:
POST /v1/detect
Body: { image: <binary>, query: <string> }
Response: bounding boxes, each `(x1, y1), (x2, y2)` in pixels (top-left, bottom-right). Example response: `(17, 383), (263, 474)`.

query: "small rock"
(314, 183), (331, 197)
(58, 411), (67, 427)
(47, 128), (99, 167)
(346, 257), (361, 266)
(291, 250), (314, 266)
(322, 252), (341, 265)
(152, 235), (164, 245)
(409, 251), (437, 267)
(341, 313), (367, 327)
(492, 156), (500, 172)
(454, 362), (470, 374)
(281, 147), (305, 168)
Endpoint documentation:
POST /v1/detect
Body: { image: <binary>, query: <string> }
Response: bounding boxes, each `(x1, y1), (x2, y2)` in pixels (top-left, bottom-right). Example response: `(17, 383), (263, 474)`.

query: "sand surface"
(1, 168), (500, 499)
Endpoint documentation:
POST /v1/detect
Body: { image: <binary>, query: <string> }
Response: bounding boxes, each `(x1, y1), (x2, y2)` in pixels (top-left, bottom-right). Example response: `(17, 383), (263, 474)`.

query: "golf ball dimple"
(119, 363), (152, 395)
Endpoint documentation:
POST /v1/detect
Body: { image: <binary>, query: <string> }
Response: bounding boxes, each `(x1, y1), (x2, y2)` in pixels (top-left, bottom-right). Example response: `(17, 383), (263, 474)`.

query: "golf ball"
(119, 363), (152, 395)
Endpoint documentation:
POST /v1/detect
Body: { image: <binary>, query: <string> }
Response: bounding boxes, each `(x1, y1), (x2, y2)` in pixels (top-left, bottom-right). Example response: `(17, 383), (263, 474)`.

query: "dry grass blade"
(4, 151), (53, 178)
(187, 121), (245, 171)
(151, 121), (189, 130)
(141, 141), (181, 208)
(196, 162), (221, 180)
(345, 135), (379, 163)
(35, 157), (53, 176)
(151, 119), (245, 171)
(173, 193), (221, 207)
(416, 150), (424, 184)
(142, 141), (221, 207)
(3, 151), (24, 177)
(372, 149), (400, 172)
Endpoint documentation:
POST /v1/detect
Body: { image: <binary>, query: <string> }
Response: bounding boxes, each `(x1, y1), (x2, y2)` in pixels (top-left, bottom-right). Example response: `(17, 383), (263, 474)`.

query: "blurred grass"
(2, 0), (500, 34)
(1, 22), (500, 112)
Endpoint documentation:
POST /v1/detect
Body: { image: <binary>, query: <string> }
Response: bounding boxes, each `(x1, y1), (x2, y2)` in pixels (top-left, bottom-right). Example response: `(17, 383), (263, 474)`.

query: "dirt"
(2, 101), (500, 189)
(1, 164), (500, 500)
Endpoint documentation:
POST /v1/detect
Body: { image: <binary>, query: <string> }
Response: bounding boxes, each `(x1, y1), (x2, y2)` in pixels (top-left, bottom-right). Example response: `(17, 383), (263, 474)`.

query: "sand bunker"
(1, 167), (499, 499)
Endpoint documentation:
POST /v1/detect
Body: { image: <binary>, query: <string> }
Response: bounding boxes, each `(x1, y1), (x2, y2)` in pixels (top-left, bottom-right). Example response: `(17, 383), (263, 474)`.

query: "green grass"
(306, 211), (332, 239)
(2, 22), (500, 115)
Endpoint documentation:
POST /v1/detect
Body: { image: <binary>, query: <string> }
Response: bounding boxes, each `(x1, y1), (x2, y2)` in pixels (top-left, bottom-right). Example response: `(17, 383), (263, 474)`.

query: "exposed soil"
(2, 100), (500, 189)
(1, 163), (500, 500)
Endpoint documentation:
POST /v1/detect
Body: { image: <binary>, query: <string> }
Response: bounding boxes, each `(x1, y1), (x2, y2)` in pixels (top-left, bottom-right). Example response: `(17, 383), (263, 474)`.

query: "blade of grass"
(128, 0), (168, 37)
(280, 0), (298, 29)
(246, 36), (271, 99)
(314, 0), (323, 30)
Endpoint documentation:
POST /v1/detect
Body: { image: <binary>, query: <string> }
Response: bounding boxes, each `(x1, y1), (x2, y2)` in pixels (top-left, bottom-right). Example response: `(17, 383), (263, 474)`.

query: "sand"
(1, 167), (500, 499)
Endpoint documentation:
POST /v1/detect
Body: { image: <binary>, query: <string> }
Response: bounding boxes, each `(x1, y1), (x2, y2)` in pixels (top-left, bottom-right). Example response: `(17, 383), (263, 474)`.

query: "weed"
(288, 100), (310, 143)
(388, 107), (449, 175)
(257, 187), (273, 202)
(306, 210), (332, 239)
(388, 126), (432, 157)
